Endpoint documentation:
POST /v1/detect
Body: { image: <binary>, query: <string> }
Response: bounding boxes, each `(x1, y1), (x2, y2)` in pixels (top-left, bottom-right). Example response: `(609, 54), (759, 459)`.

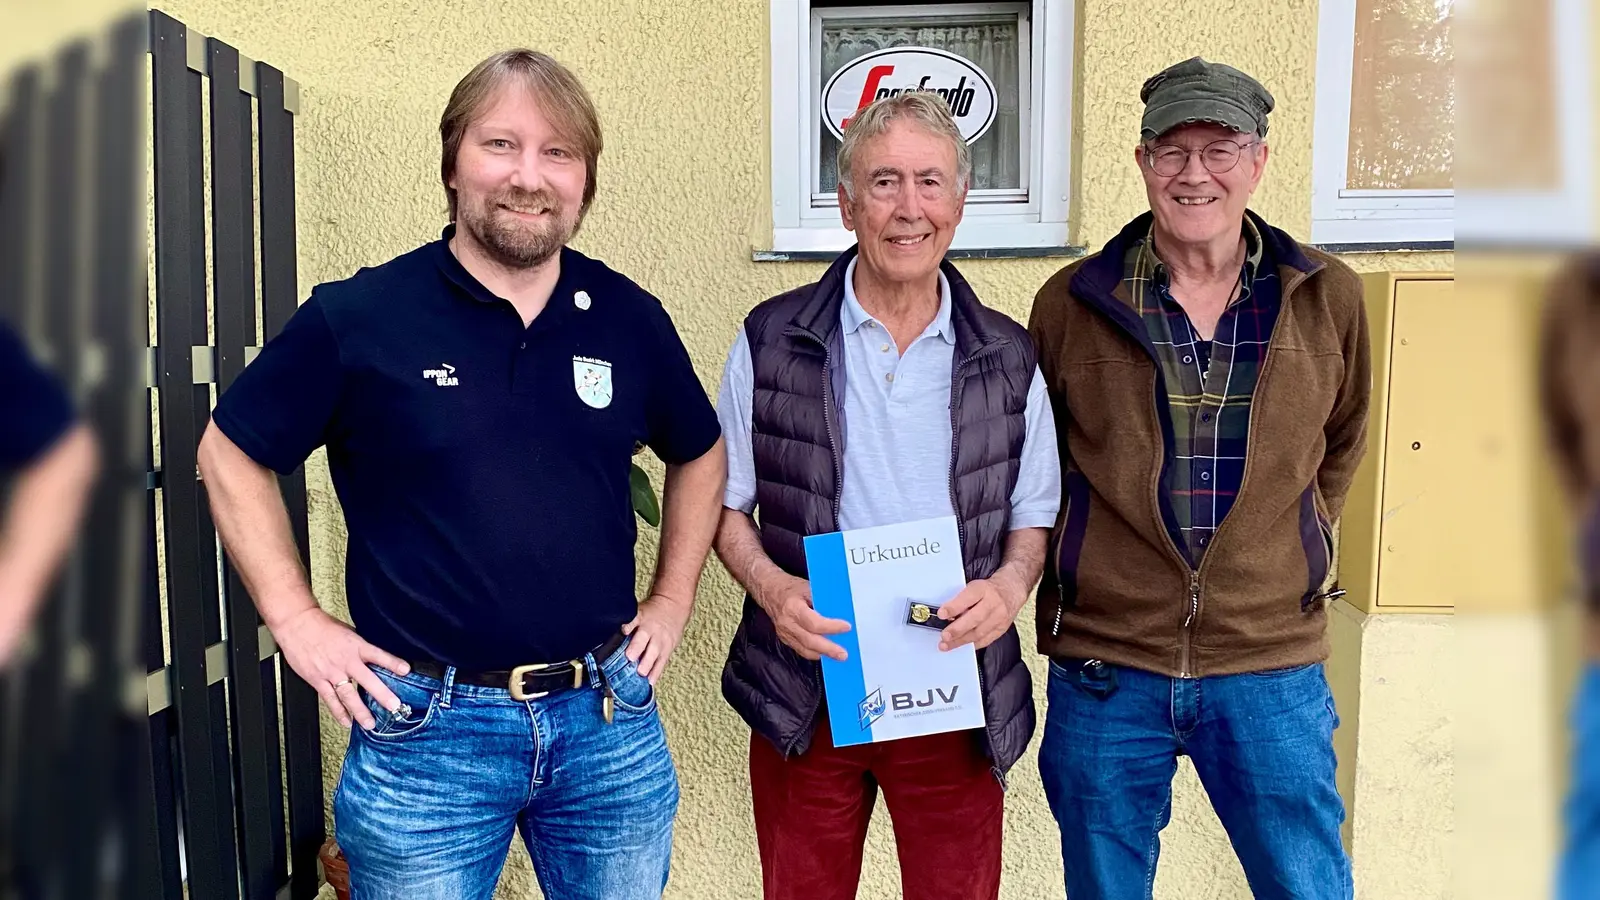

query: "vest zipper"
(948, 341), (1008, 785)
(790, 332), (846, 757)
(944, 342), (1007, 560)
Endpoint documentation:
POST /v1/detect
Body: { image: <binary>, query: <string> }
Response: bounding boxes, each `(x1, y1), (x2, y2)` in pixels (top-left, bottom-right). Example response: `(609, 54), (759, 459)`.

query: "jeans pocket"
(1048, 657), (1119, 699)
(359, 668), (441, 742)
(608, 657), (657, 716)
(1048, 657), (1088, 681)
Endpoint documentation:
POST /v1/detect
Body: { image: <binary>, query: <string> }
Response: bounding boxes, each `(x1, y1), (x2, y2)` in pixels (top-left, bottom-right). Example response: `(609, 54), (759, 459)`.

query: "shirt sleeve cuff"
(211, 407), (303, 476)
(723, 488), (756, 515)
(1008, 511), (1059, 531)
(653, 417), (722, 466)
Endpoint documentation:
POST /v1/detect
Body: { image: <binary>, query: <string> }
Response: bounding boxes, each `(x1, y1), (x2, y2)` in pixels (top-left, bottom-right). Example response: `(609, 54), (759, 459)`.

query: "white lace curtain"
(818, 21), (1022, 194)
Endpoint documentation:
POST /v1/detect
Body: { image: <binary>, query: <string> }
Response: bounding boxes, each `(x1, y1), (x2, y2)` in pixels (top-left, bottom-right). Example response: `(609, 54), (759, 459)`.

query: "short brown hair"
(439, 49), (603, 221)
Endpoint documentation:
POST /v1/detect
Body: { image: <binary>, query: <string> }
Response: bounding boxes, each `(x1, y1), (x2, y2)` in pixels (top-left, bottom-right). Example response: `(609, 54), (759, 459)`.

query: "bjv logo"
(891, 685), (960, 710)
(858, 688), (885, 730)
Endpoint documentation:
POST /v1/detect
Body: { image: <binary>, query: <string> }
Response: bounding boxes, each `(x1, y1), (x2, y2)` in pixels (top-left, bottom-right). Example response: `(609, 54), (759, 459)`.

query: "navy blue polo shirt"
(212, 227), (720, 670)
(0, 320), (76, 471)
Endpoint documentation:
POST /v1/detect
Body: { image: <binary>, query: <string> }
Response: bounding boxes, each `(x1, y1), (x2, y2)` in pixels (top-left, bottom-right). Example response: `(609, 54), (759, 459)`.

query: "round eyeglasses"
(1143, 139), (1261, 177)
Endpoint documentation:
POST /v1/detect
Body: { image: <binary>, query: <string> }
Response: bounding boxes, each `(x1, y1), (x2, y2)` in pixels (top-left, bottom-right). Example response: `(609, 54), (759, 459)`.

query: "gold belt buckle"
(508, 660), (587, 701)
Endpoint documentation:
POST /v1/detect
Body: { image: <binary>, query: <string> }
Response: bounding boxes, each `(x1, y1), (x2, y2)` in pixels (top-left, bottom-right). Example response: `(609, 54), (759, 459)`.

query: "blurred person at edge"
(1539, 255), (1600, 900)
(0, 152), (100, 670)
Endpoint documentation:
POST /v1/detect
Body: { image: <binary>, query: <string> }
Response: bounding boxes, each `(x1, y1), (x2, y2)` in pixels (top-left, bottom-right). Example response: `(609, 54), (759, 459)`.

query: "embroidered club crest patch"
(573, 356), (613, 409)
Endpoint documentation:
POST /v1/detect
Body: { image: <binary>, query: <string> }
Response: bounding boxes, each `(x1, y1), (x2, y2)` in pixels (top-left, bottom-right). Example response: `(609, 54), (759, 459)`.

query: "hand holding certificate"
(803, 515), (987, 747)
(757, 571), (852, 662)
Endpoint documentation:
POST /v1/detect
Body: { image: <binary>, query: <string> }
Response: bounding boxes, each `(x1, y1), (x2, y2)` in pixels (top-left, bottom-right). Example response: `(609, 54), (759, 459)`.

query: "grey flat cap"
(1140, 57), (1274, 140)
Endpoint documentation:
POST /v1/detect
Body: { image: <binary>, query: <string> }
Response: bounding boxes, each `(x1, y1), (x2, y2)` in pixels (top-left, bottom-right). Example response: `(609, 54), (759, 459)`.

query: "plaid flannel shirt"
(1122, 217), (1281, 563)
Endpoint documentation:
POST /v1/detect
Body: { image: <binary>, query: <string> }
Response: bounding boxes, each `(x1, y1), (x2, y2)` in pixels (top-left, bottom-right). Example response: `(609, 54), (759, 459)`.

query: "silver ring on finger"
(332, 678), (352, 689)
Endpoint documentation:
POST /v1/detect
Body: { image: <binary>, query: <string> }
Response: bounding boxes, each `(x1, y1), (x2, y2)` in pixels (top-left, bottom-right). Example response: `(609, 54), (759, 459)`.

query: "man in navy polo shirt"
(0, 321), (99, 669)
(197, 50), (725, 900)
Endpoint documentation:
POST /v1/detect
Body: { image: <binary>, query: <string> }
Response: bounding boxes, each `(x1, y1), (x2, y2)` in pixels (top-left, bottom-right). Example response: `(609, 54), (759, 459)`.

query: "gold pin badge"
(911, 603), (932, 623)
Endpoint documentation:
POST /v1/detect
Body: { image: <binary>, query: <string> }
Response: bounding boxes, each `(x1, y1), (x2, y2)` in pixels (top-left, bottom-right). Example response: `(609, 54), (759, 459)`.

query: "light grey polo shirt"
(718, 257), (1060, 534)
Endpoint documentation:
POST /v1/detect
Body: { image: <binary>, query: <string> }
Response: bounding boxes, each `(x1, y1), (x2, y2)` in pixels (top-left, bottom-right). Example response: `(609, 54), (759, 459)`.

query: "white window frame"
(769, 0), (1074, 252)
(1311, 0), (1454, 245)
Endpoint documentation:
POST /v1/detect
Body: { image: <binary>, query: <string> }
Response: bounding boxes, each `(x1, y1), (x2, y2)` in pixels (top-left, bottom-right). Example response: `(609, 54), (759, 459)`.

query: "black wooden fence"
(0, 10), (324, 899)
(147, 9), (324, 899)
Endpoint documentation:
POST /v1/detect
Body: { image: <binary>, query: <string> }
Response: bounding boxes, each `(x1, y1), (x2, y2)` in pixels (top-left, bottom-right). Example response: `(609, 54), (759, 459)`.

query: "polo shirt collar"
(839, 255), (956, 346)
(433, 224), (583, 311)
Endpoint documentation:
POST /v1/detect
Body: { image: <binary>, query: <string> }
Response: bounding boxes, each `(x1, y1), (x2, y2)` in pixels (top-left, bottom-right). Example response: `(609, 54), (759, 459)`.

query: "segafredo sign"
(821, 47), (998, 144)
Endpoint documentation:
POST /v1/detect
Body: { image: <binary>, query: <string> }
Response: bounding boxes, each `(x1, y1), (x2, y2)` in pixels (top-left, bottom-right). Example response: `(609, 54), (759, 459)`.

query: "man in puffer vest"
(1027, 58), (1371, 899)
(713, 92), (1060, 900)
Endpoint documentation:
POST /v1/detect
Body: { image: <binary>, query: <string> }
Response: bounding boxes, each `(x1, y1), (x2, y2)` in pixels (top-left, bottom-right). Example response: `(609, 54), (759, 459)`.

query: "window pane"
(1456, 0), (1561, 190)
(1346, 0), (1454, 190)
(818, 16), (1023, 195)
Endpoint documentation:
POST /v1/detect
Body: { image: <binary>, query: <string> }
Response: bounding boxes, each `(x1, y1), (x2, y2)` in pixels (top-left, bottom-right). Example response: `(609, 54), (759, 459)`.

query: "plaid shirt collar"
(1126, 214), (1266, 314)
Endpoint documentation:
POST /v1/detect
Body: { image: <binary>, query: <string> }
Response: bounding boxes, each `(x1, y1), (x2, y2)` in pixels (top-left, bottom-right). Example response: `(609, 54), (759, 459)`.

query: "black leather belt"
(408, 631), (627, 702)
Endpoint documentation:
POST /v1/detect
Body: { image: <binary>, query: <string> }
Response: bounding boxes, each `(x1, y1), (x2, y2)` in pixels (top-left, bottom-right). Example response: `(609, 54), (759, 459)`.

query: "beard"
(458, 187), (583, 270)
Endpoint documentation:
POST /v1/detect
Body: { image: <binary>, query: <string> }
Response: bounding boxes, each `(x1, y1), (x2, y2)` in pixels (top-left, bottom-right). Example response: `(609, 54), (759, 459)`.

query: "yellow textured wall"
(127, 1), (1454, 897)
(1328, 605), (1453, 900)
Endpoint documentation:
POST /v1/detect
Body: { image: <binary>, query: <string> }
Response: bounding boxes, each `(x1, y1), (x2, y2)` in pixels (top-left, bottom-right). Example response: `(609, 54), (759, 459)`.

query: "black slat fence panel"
(149, 9), (242, 895)
(257, 60), (325, 900)
(208, 36), (279, 900)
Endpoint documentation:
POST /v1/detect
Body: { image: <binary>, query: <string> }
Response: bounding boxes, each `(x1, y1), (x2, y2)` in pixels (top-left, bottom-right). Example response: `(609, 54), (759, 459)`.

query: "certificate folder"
(803, 515), (986, 747)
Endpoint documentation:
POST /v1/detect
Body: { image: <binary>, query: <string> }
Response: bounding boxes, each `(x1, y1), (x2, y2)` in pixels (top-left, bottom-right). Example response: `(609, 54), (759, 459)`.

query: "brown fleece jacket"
(1027, 212), (1371, 677)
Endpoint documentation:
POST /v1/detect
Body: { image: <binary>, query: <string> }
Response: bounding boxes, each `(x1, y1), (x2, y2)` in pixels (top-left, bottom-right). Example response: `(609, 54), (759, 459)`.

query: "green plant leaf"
(630, 463), (661, 527)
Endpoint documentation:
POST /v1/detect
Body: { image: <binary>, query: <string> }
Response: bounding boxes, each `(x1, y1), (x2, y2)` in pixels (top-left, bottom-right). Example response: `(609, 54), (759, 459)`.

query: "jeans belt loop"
(441, 665), (458, 709)
(582, 648), (602, 690)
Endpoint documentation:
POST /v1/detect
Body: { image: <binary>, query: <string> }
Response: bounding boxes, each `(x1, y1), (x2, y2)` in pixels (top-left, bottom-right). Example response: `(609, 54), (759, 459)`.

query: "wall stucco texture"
(135, 1), (1454, 897)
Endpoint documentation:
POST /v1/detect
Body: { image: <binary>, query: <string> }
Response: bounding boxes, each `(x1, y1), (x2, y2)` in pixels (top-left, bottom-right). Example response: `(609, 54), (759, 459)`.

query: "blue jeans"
(333, 640), (678, 900)
(1561, 663), (1600, 900)
(1038, 659), (1351, 900)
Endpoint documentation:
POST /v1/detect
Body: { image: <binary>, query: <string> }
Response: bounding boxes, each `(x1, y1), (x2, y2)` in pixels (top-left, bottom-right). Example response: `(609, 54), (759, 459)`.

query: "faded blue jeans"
(1561, 663), (1600, 900)
(333, 639), (678, 900)
(1038, 658), (1352, 900)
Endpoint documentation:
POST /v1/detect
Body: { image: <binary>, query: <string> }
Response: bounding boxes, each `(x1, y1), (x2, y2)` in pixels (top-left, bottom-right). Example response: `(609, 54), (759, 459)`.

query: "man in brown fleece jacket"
(1539, 254), (1600, 899)
(1026, 58), (1369, 900)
